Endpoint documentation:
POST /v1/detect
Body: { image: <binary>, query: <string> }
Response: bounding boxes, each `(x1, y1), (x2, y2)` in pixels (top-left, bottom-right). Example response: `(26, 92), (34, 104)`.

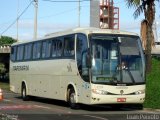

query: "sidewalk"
(144, 108), (160, 112)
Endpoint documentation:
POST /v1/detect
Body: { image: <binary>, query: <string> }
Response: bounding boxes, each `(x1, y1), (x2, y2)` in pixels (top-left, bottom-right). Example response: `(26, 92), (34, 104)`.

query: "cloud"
(18, 20), (77, 29)
(6, 19), (160, 41)
(120, 20), (141, 30)
(9, 20), (78, 40)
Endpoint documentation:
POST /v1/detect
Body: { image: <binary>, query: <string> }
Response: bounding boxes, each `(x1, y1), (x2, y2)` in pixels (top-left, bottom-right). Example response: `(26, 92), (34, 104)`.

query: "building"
(0, 45), (11, 81)
(90, 0), (119, 30)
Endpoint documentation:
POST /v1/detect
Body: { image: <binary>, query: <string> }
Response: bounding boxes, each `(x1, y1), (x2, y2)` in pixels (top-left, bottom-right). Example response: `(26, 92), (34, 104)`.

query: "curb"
(144, 108), (160, 112)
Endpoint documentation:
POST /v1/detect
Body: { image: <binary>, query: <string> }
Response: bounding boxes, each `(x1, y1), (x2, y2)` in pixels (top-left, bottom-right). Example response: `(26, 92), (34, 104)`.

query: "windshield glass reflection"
(91, 35), (145, 85)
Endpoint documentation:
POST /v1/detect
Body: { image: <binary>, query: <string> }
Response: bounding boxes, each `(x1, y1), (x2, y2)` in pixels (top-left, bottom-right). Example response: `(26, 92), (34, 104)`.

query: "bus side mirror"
(86, 49), (92, 68)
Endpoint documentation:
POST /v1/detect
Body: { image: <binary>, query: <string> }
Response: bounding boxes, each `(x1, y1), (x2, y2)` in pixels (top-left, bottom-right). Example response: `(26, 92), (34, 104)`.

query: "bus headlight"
(92, 89), (108, 95)
(135, 90), (145, 95)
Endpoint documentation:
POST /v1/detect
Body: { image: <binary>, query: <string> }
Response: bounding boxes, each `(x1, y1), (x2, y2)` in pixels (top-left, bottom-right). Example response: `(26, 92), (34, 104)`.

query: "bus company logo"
(67, 63), (72, 72)
(120, 90), (124, 95)
(13, 65), (29, 71)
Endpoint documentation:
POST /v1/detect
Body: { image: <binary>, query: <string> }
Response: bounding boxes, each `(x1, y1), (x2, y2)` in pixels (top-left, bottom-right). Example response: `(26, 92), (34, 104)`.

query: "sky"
(0, 0), (160, 41)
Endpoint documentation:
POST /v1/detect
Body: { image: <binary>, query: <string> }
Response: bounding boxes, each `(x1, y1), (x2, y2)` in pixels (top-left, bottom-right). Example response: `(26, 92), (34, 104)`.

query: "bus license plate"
(117, 98), (126, 102)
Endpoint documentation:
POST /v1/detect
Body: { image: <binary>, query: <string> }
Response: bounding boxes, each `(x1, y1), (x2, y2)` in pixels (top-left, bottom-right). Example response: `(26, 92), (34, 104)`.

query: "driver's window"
(76, 34), (89, 82)
(76, 34), (87, 67)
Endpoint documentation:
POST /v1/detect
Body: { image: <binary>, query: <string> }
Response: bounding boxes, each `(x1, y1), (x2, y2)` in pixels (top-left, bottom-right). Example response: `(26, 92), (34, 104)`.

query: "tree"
(0, 36), (17, 45)
(125, 0), (159, 73)
(0, 36), (16, 81)
(0, 63), (6, 73)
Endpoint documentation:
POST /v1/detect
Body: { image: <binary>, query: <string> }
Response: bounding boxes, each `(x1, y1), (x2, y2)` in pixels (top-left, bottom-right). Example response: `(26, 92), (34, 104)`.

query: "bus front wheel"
(21, 84), (29, 101)
(68, 88), (79, 109)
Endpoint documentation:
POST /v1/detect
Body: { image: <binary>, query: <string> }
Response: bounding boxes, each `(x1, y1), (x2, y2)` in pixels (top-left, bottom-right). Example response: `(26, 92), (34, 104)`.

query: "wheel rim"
(22, 88), (26, 98)
(70, 92), (76, 104)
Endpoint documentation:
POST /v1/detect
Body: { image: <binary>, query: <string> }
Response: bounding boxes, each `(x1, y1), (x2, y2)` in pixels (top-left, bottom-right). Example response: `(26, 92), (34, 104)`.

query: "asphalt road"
(0, 90), (160, 120)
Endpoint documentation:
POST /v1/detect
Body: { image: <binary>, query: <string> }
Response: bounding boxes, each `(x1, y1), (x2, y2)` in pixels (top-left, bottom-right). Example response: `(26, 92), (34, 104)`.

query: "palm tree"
(125, 0), (159, 73)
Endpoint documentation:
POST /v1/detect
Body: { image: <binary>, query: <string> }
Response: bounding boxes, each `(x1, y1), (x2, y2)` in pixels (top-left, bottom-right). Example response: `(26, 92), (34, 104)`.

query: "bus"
(10, 28), (145, 109)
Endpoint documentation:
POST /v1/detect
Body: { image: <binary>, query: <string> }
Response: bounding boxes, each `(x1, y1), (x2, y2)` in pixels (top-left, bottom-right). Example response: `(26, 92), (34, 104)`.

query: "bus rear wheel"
(68, 88), (79, 109)
(21, 84), (29, 101)
(134, 104), (143, 110)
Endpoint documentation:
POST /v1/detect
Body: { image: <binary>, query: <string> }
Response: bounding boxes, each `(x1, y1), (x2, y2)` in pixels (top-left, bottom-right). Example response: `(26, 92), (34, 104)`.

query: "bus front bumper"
(89, 94), (145, 104)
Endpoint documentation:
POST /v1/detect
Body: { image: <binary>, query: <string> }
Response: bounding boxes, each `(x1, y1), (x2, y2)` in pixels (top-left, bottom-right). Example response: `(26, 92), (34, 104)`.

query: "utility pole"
(78, 0), (80, 27)
(34, 0), (38, 39)
(17, 0), (19, 41)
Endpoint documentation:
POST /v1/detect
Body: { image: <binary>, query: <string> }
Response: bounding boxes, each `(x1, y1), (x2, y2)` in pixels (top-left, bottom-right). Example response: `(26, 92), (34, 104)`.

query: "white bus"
(10, 28), (145, 109)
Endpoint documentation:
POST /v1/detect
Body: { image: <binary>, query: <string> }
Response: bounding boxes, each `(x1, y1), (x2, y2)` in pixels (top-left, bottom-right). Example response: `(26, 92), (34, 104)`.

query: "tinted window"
(76, 34), (88, 56)
(17, 45), (24, 61)
(76, 34), (89, 81)
(42, 40), (52, 58)
(64, 35), (75, 56)
(33, 42), (41, 59)
(42, 41), (47, 58)
(51, 40), (57, 57)
(24, 43), (32, 60)
(57, 40), (63, 57)
(11, 46), (17, 61)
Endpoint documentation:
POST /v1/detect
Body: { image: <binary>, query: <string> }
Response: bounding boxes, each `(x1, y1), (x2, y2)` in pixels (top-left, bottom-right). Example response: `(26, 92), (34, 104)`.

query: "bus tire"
(134, 104), (143, 110)
(68, 88), (79, 109)
(21, 84), (29, 101)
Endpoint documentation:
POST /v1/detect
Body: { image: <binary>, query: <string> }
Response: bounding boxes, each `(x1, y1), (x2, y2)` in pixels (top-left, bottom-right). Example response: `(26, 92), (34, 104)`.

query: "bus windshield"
(90, 34), (145, 85)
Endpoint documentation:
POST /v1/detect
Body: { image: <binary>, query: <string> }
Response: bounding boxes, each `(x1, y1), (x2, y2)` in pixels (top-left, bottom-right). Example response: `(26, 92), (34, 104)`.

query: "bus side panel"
(58, 59), (78, 101)
(10, 62), (25, 94)
(60, 59), (92, 104)
(10, 74), (22, 94)
(26, 60), (61, 99)
(10, 59), (92, 104)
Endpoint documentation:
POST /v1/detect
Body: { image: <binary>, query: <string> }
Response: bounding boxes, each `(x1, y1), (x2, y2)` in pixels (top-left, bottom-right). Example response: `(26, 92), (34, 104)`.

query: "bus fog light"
(135, 90), (145, 95)
(92, 89), (108, 95)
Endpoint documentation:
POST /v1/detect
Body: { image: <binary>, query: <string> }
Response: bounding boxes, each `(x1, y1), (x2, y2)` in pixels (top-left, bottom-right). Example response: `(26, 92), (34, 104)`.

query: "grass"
(0, 81), (10, 91)
(144, 57), (160, 109)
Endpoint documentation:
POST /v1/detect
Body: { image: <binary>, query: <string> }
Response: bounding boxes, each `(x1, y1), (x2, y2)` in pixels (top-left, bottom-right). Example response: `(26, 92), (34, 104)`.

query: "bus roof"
(12, 27), (139, 46)
(45, 27), (138, 37)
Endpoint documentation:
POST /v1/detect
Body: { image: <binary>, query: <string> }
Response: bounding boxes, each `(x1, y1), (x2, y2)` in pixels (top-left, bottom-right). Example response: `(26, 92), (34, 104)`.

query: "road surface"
(0, 90), (160, 120)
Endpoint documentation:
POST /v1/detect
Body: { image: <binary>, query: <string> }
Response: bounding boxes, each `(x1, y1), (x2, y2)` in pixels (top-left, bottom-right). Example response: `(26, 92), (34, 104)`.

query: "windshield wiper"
(125, 68), (136, 84)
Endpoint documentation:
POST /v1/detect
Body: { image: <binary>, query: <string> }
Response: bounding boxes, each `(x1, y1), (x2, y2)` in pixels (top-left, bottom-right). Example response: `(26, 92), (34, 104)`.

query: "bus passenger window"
(42, 41), (47, 58)
(42, 40), (51, 58)
(64, 35), (75, 57)
(57, 41), (63, 57)
(33, 42), (41, 59)
(17, 45), (24, 61)
(11, 47), (17, 61)
(46, 41), (52, 58)
(52, 41), (56, 57)
(24, 44), (32, 60)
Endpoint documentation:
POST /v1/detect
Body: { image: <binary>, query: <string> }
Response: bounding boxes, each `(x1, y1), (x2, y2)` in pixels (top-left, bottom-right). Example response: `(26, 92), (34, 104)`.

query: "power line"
(13, 4), (89, 20)
(1, 0), (34, 35)
(43, 0), (90, 27)
(30, 0), (35, 6)
(39, 7), (78, 19)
